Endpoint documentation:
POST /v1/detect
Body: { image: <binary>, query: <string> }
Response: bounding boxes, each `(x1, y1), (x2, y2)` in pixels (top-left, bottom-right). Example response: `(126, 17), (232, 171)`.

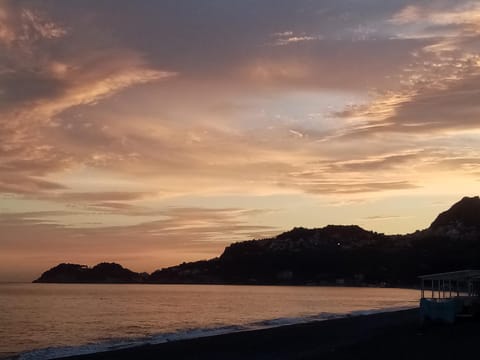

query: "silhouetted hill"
(34, 196), (480, 285)
(430, 196), (480, 230)
(148, 197), (480, 286)
(33, 262), (146, 283)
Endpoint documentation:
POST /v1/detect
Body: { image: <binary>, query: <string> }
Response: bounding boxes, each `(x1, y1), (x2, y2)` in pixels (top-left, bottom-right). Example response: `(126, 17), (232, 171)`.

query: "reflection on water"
(0, 283), (419, 358)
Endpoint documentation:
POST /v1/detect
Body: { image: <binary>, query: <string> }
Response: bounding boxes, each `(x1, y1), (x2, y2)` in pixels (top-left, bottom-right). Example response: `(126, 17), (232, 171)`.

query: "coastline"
(31, 281), (419, 289)
(14, 306), (480, 359)
(4, 285), (419, 360)
(54, 308), (480, 360)
(54, 309), (425, 360)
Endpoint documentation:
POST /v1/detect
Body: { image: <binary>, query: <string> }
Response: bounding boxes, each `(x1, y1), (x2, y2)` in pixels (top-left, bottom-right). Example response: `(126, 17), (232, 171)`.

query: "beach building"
(419, 270), (480, 323)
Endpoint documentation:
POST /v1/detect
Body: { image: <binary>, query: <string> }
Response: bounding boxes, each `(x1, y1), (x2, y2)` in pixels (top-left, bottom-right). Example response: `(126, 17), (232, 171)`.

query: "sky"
(1, 0), (480, 281)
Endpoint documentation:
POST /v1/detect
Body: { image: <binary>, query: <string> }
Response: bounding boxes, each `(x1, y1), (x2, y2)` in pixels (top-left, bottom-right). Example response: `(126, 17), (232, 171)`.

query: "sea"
(0, 283), (419, 359)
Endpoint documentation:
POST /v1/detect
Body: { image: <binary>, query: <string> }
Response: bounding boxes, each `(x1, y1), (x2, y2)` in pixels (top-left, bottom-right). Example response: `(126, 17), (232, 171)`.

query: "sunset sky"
(1, 0), (480, 281)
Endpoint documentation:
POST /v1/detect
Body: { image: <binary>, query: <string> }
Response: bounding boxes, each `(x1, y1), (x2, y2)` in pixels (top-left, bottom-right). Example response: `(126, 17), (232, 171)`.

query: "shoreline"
(55, 308), (422, 360)
(4, 285), (419, 360)
(29, 282), (419, 290)
(13, 306), (415, 360)
(54, 308), (480, 360)
(15, 306), (480, 359)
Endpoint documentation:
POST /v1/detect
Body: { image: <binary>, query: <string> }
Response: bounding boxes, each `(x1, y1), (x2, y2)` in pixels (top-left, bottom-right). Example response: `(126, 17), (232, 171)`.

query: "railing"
(420, 279), (479, 300)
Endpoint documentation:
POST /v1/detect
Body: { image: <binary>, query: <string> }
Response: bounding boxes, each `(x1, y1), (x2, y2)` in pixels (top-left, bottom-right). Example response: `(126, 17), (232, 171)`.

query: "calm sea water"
(0, 284), (419, 359)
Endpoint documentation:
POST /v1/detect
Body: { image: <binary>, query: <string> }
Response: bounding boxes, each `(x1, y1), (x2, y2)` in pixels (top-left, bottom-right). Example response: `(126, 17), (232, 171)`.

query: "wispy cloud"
(271, 31), (323, 46)
(361, 215), (407, 221)
(0, 4), (66, 46)
(332, 1), (480, 139)
(0, 2), (176, 199)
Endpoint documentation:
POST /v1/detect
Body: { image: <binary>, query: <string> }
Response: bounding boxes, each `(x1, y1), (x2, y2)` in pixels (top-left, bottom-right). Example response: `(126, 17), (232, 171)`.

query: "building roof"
(419, 269), (480, 281)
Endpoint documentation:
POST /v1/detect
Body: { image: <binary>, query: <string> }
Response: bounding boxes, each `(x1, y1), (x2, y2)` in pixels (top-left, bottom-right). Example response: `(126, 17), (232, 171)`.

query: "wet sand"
(59, 308), (480, 360)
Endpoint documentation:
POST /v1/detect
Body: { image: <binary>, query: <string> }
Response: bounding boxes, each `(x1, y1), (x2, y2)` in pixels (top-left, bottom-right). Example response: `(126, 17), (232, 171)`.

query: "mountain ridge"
(430, 196), (480, 230)
(34, 196), (480, 285)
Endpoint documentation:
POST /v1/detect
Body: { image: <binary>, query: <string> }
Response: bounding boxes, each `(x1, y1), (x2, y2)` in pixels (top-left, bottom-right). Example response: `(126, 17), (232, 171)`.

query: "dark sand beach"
(57, 308), (480, 360)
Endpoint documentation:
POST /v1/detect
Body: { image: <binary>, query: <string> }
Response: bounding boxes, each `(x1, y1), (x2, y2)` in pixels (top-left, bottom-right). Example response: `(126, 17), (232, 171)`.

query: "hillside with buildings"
(35, 197), (480, 286)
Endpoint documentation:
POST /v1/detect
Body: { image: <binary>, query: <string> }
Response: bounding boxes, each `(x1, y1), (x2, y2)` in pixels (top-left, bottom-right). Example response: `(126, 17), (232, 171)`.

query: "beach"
(56, 308), (480, 360)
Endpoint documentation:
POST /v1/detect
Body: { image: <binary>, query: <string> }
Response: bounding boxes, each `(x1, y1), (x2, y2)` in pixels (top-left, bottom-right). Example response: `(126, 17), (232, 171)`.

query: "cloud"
(361, 215), (407, 221)
(2, 0), (475, 205)
(49, 191), (153, 203)
(0, 2), (176, 198)
(331, 152), (421, 172)
(0, 3), (66, 47)
(389, 5), (423, 25)
(271, 31), (323, 46)
(0, 175), (67, 194)
(89, 202), (139, 211)
(280, 177), (419, 195)
(331, 1), (480, 139)
(239, 37), (426, 90)
(390, 2), (480, 30)
(334, 71), (480, 137)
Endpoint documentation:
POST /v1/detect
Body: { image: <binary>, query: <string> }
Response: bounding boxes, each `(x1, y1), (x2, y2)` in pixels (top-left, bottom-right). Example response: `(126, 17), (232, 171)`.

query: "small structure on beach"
(419, 270), (480, 323)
